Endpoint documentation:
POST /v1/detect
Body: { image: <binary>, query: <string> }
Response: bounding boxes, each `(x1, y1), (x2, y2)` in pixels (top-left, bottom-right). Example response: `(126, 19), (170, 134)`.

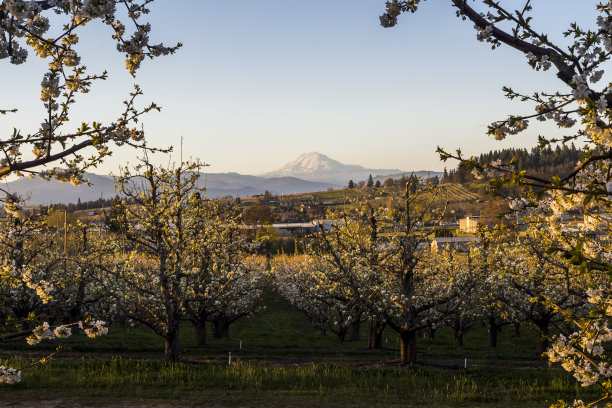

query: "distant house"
(431, 236), (479, 252)
(459, 216), (480, 233)
(242, 220), (337, 237)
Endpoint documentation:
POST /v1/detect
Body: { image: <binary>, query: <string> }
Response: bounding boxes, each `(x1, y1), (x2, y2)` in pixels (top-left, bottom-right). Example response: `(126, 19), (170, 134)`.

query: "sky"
(1, 0), (604, 175)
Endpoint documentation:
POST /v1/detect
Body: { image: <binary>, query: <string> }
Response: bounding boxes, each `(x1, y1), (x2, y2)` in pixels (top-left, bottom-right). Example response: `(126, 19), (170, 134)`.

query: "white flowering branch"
(0, 319), (108, 384)
(0, 0), (178, 184)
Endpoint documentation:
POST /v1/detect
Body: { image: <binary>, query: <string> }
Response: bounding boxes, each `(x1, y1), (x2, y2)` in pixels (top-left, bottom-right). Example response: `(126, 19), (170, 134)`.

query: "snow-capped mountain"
(261, 152), (405, 185)
(2, 152), (440, 205)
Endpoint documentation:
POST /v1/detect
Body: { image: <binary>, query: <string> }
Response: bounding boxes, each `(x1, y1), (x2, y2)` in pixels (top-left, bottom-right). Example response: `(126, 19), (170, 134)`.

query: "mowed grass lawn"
(0, 291), (597, 407)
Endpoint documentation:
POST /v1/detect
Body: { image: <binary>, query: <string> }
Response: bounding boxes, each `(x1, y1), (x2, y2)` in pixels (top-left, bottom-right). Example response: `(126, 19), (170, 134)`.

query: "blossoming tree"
(493, 237), (593, 354)
(0, 0), (177, 383)
(0, 208), (56, 329)
(380, 1), (612, 404)
(0, 206), (110, 383)
(274, 254), (364, 341)
(306, 182), (479, 363)
(104, 159), (204, 362)
(181, 199), (268, 346)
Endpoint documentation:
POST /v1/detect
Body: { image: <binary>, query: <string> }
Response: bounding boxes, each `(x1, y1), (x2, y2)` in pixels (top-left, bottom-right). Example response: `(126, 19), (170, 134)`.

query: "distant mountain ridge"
(4, 173), (116, 206)
(3, 152), (441, 205)
(3, 172), (340, 205)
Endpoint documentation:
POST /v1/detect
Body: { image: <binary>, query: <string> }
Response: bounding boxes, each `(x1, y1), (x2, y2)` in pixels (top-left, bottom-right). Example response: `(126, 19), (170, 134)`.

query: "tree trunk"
(213, 320), (222, 339)
(368, 321), (385, 349)
(535, 322), (550, 354)
(213, 319), (230, 339)
(165, 328), (180, 362)
(428, 327), (437, 340)
(454, 329), (464, 347)
(487, 317), (498, 348)
(194, 319), (207, 346)
(331, 322), (348, 341)
(349, 321), (361, 342)
(68, 280), (86, 331)
(20, 319), (31, 331)
(514, 322), (521, 337)
(68, 304), (82, 326)
(399, 330), (418, 364)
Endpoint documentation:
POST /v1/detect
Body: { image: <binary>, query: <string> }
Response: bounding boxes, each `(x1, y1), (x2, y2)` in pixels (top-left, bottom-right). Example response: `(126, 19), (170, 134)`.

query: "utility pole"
(64, 210), (67, 254)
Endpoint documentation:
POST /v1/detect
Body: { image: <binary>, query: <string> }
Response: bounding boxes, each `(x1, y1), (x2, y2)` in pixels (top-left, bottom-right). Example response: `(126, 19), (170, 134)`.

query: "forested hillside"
(442, 145), (582, 184)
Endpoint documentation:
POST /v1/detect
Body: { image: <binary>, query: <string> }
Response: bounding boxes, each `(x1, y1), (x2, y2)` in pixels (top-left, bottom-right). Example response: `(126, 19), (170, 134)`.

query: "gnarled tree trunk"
(534, 320), (550, 354)
(399, 330), (418, 364)
(194, 319), (207, 346)
(487, 317), (499, 348)
(213, 318), (230, 339)
(368, 321), (385, 349)
(165, 327), (180, 362)
(349, 321), (361, 342)
(454, 328), (464, 347)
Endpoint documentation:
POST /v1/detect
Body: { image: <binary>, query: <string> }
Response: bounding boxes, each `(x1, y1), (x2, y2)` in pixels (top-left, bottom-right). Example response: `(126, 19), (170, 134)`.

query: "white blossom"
(0, 366), (21, 384)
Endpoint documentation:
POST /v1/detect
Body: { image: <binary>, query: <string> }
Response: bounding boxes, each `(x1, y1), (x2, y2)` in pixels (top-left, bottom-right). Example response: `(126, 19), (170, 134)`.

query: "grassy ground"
(0, 291), (595, 407)
(0, 359), (595, 407)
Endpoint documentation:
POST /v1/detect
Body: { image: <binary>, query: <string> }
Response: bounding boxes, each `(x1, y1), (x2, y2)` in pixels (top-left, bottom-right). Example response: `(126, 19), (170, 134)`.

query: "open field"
(0, 291), (594, 407)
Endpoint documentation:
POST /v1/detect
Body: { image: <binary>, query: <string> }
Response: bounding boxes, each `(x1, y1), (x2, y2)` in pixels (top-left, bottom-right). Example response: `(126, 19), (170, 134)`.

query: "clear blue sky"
(1, 1), (602, 175)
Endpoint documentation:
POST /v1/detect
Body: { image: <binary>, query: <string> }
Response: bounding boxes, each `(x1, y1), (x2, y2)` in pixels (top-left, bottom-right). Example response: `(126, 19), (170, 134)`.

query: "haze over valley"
(4, 152), (442, 204)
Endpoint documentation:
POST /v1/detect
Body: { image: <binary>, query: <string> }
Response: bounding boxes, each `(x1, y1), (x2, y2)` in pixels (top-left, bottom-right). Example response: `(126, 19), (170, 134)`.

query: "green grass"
(0, 291), (595, 407)
(0, 358), (596, 407)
